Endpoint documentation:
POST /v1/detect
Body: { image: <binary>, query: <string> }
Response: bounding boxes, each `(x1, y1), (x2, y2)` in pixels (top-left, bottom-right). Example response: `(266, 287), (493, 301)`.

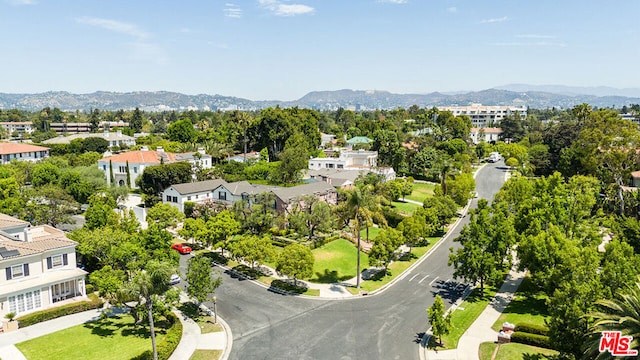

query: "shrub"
(510, 331), (551, 349)
(515, 322), (549, 336)
(16, 293), (103, 328)
(85, 284), (95, 294)
(270, 279), (308, 294)
(131, 312), (182, 360)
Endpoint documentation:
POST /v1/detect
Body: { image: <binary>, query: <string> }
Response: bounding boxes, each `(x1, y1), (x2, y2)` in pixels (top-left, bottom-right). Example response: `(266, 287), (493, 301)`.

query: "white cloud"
(447, 7), (457, 13)
(378, 0), (408, 4)
(258, 0), (314, 16)
(516, 34), (557, 39)
(480, 16), (508, 24)
(6, 0), (36, 5)
(76, 16), (149, 40)
(224, 3), (243, 18)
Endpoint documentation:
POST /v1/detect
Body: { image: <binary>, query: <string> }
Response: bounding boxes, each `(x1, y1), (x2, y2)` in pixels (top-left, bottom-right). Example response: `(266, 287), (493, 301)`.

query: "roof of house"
(0, 213), (29, 230)
(43, 132), (136, 144)
(0, 142), (49, 155)
(170, 179), (228, 195)
(271, 181), (336, 202)
(100, 150), (179, 164)
(0, 225), (77, 260)
(471, 127), (503, 134)
(306, 168), (371, 187)
(347, 136), (373, 144)
(631, 171), (640, 178)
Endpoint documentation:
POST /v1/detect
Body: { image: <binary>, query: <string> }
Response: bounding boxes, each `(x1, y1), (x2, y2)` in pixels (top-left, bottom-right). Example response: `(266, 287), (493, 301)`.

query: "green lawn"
(430, 286), (497, 350)
(405, 182), (436, 203)
(190, 349), (222, 360)
(16, 315), (170, 360)
(479, 342), (558, 360)
(310, 239), (369, 283)
(491, 277), (549, 331)
(359, 226), (381, 241)
(358, 245), (429, 292)
(391, 200), (420, 215)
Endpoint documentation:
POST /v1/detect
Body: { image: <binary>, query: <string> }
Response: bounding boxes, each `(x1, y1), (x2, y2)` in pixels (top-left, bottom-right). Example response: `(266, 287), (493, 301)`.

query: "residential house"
(0, 213), (87, 326)
(225, 152), (261, 163)
(43, 130), (136, 148)
(98, 147), (212, 188)
(0, 122), (34, 137)
(308, 150), (378, 171)
(470, 127), (503, 144)
(0, 142), (50, 165)
(346, 136), (373, 149)
(306, 167), (396, 189)
(162, 179), (337, 214)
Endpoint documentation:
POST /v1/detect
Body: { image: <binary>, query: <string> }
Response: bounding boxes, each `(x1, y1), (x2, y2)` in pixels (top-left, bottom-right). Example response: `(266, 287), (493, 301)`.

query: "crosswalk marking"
(418, 275), (429, 284)
(428, 276), (439, 286)
(408, 274), (419, 282)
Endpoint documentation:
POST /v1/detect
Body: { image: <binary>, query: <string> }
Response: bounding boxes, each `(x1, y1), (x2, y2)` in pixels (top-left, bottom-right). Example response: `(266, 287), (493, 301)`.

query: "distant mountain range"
(1, 87), (639, 112)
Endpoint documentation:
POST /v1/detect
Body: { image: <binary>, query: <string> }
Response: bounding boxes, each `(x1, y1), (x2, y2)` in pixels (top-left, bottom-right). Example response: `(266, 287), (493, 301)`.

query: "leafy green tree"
(427, 294), (452, 345)
(499, 112), (526, 142)
(167, 118), (198, 143)
(423, 194), (458, 231)
(89, 265), (126, 302)
(199, 210), (241, 256)
(138, 162), (193, 206)
(89, 108), (101, 133)
(186, 255), (222, 306)
(0, 170), (24, 216)
(84, 194), (119, 230)
(288, 196), (334, 241)
(600, 240), (640, 299)
(31, 162), (61, 187)
(82, 137), (109, 153)
(130, 107), (144, 133)
(527, 143), (552, 176)
(272, 132), (309, 184)
(447, 172), (475, 207)
(369, 228), (404, 273)
(23, 185), (78, 227)
(229, 235), (275, 270)
(178, 218), (205, 243)
(146, 202), (184, 229)
(505, 157), (518, 168)
(275, 243), (314, 287)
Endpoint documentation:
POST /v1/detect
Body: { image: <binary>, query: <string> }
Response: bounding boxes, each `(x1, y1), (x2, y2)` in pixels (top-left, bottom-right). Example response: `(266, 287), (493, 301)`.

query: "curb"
(217, 315), (233, 360)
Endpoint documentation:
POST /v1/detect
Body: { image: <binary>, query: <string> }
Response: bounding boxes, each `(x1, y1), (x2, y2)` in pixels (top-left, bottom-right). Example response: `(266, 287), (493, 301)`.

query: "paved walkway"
(422, 267), (527, 360)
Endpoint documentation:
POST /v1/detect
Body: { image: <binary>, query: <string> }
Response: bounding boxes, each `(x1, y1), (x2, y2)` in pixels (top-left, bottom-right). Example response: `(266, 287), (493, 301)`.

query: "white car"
(169, 274), (181, 285)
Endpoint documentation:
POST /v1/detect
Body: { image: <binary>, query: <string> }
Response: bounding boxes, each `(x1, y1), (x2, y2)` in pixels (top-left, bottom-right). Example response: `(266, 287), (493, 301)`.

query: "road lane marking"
(418, 275), (429, 284)
(409, 274), (420, 282)
(428, 276), (439, 286)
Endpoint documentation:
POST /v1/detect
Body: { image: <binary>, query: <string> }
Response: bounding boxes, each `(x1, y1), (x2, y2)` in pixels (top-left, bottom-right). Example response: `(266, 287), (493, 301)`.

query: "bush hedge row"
(515, 322), (549, 336)
(132, 312), (183, 360)
(16, 293), (103, 328)
(510, 331), (551, 348)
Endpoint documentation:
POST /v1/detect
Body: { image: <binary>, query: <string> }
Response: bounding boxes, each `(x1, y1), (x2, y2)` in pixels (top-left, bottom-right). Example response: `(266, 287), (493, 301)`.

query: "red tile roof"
(100, 150), (178, 164)
(0, 142), (49, 155)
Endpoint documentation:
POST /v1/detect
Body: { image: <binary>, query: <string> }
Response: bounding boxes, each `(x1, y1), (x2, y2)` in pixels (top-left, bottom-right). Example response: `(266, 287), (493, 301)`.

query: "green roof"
(347, 136), (373, 144)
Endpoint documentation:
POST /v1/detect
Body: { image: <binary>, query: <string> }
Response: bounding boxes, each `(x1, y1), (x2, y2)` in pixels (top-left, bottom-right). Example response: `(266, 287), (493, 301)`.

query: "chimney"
(156, 146), (164, 153)
(23, 227), (31, 242)
(116, 130), (122, 137)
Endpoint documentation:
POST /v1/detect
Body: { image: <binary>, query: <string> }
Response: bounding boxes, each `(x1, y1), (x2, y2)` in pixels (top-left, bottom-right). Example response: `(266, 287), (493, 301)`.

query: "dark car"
(171, 243), (192, 255)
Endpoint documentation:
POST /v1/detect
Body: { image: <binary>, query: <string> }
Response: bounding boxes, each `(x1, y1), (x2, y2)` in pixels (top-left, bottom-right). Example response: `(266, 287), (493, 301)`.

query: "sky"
(1, 0), (639, 101)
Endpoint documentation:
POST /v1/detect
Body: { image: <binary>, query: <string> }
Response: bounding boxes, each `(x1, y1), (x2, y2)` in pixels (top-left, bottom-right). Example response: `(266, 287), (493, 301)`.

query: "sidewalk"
(422, 268), (526, 360)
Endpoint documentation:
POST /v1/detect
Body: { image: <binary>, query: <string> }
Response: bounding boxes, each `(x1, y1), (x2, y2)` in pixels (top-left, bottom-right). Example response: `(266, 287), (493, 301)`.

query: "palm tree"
(234, 111), (253, 162)
(584, 278), (640, 359)
(121, 261), (174, 360)
(339, 185), (386, 289)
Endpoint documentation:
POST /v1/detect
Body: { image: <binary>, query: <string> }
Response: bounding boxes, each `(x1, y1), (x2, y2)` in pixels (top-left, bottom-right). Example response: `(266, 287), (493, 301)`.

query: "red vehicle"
(171, 243), (192, 255)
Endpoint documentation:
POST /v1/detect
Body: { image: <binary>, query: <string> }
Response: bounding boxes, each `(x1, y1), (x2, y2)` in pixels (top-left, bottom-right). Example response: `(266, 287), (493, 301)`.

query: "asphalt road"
(181, 161), (508, 360)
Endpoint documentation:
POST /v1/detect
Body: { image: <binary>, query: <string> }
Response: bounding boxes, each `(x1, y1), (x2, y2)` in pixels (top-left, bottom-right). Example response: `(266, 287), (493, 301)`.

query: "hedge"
(132, 312), (183, 360)
(515, 322), (549, 336)
(510, 331), (551, 349)
(16, 293), (103, 328)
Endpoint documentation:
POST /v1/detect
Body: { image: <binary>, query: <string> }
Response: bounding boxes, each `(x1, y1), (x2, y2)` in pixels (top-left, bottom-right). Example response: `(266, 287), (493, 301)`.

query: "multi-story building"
(438, 104), (527, 128)
(0, 213), (87, 326)
(43, 130), (136, 148)
(0, 122), (34, 137)
(98, 147), (212, 188)
(0, 142), (50, 165)
(308, 150), (378, 170)
(49, 121), (130, 134)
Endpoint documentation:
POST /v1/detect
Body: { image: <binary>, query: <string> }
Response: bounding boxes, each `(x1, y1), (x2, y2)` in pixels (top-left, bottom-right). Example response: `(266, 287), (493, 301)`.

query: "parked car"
(169, 274), (181, 285)
(171, 243), (192, 255)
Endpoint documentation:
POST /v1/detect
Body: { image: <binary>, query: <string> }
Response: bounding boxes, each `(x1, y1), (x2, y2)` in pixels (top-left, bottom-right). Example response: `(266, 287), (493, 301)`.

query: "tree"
(272, 132), (309, 184)
(447, 172), (475, 207)
(448, 199), (512, 293)
(31, 162), (61, 187)
(82, 137), (109, 153)
(229, 235), (275, 270)
(288, 196), (334, 242)
(179, 218), (205, 243)
(199, 210), (241, 255)
(275, 243), (314, 287)
(84, 194), (119, 230)
(89, 108), (101, 133)
(138, 162), (193, 206)
(130, 107), (144, 133)
(423, 194), (458, 231)
(585, 277), (640, 359)
(427, 295), (452, 345)
(369, 228), (404, 273)
(120, 260), (176, 360)
(146, 202), (185, 229)
(166, 118), (198, 143)
(186, 255), (222, 306)
(23, 185), (79, 227)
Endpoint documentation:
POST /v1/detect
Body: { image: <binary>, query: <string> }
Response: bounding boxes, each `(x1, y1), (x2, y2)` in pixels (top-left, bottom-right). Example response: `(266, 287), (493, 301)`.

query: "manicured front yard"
(491, 277), (549, 331)
(190, 350), (222, 360)
(391, 200), (420, 215)
(311, 239), (369, 283)
(430, 286), (497, 350)
(405, 182), (435, 203)
(16, 315), (170, 360)
(479, 342), (558, 360)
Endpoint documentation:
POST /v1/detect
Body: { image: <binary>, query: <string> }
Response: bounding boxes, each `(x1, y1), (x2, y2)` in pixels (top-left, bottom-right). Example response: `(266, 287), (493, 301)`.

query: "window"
(172, 196), (178, 202)
(218, 191), (227, 200)
(166, 195), (171, 202)
(337, 164), (344, 169)
(118, 166), (126, 173)
(47, 254), (68, 269)
(52, 254), (64, 267)
(133, 167), (138, 174)
(103, 165), (107, 171)
(6, 263), (29, 279)
(187, 196), (191, 201)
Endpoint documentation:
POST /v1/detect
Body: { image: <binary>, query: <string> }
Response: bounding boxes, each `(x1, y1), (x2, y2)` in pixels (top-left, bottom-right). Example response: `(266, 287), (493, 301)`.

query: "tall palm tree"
(584, 278), (640, 359)
(340, 185), (385, 289)
(235, 111), (253, 162)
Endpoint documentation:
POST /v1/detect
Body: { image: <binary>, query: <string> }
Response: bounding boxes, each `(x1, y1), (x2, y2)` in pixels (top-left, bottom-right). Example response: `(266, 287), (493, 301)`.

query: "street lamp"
(212, 296), (217, 324)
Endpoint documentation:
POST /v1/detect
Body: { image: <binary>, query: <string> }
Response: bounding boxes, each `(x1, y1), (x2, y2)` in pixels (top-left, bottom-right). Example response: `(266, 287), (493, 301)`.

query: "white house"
(43, 130), (136, 148)
(98, 147), (213, 188)
(308, 150), (378, 170)
(470, 127), (503, 144)
(0, 122), (34, 137)
(0, 142), (50, 165)
(0, 213), (87, 328)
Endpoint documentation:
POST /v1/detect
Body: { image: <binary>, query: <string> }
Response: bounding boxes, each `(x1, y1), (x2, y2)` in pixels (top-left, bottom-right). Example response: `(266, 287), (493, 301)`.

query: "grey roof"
(170, 179), (227, 195)
(222, 181), (278, 196)
(271, 181), (336, 202)
(306, 168), (367, 186)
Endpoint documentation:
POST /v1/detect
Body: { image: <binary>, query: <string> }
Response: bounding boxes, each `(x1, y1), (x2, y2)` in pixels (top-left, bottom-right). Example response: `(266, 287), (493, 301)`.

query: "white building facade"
(0, 143), (50, 165)
(308, 150), (378, 170)
(438, 104), (527, 128)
